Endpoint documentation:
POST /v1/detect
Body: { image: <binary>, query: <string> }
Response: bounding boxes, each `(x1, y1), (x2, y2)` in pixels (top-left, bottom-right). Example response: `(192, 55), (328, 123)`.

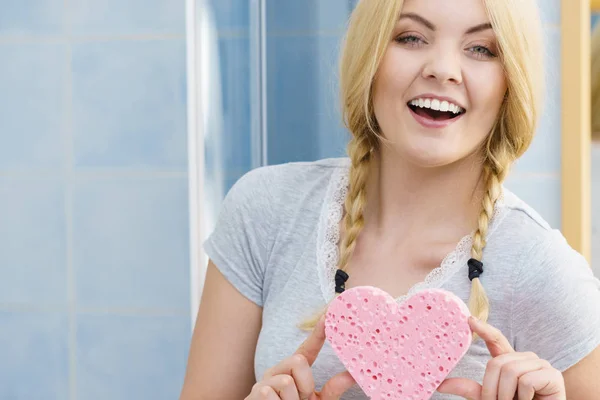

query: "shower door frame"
(562, 0), (592, 262)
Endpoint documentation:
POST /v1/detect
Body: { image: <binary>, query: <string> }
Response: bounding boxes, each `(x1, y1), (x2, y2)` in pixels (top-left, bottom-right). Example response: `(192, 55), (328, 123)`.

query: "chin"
(407, 153), (458, 169)
(393, 136), (463, 168)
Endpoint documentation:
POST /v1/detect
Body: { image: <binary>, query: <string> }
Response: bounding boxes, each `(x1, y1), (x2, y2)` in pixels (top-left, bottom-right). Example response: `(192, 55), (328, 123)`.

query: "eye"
(468, 45), (496, 59)
(395, 34), (426, 48)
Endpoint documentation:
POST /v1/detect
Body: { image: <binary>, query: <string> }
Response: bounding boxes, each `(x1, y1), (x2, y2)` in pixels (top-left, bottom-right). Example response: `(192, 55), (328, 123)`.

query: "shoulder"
(226, 157), (349, 209)
(488, 188), (589, 273)
(218, 158), (350, 235)
(494, 189), (591, 279)
(497, 192), (600, 371)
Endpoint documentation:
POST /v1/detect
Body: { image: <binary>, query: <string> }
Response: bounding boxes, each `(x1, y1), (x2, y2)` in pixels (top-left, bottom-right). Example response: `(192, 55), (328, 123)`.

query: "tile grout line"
(64, 0), (77, 399)
(216, 30), (346, 39)
(0, 303), (189, 316)
(0, 171), (187, 180)
(0, 34), (185, 44)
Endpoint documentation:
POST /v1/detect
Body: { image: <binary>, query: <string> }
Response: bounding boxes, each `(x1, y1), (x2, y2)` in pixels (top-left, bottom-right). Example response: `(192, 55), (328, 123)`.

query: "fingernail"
(469, 316), (479, 324)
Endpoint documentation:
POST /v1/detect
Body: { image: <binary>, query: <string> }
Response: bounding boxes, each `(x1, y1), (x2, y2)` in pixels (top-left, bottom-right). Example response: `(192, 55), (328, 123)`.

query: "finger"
(469, 317), (514, 357)
(437, 377), (482, 400)
(482, 352), (537, 400)
(497, 358), (549, 400)
(263, 355), (315, 399)
(295, 316), (327, 366)
(259, 375), (300, 400)
(253, 385), (281, 400)
(316, 371), (356, 400)
(517, 368), (565, 400)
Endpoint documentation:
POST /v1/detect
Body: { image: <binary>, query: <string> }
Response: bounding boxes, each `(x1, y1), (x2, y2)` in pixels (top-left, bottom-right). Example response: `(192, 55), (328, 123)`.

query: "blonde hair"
(300, 0), (543, 330)
(592, 22), (600, 140)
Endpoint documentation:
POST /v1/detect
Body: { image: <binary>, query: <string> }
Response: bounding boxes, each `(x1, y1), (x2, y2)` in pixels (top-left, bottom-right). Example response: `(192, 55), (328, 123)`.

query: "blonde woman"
(181, 0), (600, 399)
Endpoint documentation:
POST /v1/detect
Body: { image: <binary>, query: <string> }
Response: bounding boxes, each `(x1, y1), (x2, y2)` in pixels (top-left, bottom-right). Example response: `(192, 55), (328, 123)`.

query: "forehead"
(399, 0), (491, 30)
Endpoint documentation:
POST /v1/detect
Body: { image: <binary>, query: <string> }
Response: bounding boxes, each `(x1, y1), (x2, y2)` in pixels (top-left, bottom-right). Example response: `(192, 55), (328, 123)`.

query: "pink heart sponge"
(325, 287), (472, 400)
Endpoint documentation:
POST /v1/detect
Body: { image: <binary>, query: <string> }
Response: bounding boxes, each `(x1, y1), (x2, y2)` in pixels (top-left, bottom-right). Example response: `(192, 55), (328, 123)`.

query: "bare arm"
(563, 345), (600, 399)
(180, 260), (262, 400)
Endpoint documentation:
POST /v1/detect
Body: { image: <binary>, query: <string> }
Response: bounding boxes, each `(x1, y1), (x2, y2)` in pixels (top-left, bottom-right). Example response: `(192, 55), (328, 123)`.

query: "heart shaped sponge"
(325, 287), (472, 400)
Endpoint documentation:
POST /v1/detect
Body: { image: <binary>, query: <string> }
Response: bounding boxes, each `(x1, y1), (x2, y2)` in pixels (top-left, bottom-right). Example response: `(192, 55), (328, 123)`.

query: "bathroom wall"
(0, 1), (190, 399)
(504, 1), (563, 229)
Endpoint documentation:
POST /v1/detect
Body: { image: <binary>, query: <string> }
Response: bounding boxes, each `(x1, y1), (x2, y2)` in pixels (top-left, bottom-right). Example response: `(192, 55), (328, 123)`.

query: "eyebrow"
(399, 13), (493, 35)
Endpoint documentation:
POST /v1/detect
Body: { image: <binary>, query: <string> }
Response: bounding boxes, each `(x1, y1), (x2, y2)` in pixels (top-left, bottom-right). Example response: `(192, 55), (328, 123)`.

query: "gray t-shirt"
(204, 158), (600, 400)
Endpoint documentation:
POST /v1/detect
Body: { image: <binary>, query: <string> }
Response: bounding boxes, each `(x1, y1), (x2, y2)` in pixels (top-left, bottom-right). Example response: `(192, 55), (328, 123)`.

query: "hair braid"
(298, 134), (372, 330)
(468, 161), (504, 325)
(339, 135), (372, 271)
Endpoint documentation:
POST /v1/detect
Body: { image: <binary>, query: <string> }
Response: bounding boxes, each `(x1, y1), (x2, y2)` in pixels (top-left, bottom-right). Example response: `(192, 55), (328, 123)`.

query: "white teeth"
(409, 97), (464, 114)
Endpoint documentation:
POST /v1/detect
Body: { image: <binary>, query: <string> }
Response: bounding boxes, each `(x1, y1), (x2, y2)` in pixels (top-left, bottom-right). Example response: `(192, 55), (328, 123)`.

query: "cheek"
(373, 50), (421, 110)
(468, 64), (507, 112)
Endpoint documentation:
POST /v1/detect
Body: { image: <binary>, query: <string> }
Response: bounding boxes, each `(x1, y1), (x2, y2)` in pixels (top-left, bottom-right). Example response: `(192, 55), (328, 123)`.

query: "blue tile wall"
(0, 178), (67, 306)
(72, 40), (187, 169)
(73, 177), (190, 311)
(69, 0), (185, 36)
(76, 314), (190, 400)
(0, 43), (66, 170)
(0, 0), (190, 399)
(0, 0), (65, 35)
(0, 311), (69, 400)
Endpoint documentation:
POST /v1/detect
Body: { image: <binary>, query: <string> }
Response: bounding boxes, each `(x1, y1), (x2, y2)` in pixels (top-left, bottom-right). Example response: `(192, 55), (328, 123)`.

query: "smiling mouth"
(407, 102), (466, 121)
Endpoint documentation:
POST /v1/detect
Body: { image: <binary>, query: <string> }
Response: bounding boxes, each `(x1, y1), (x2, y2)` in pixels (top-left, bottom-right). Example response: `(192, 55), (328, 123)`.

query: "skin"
(180, 0), (600, 398)
(371, 0), (507, 170)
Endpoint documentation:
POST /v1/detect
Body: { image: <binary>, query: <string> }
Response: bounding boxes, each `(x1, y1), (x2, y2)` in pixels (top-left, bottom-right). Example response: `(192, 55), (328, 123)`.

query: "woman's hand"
(438, 317), (566, 400)
(245, 316), (356, 400)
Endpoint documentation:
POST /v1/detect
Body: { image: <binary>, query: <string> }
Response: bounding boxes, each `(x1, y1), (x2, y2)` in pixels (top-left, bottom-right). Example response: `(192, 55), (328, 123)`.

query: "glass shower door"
(190, 0), (357, 313)
(264, 1), (356, 164)
(190, 0), (261, 315)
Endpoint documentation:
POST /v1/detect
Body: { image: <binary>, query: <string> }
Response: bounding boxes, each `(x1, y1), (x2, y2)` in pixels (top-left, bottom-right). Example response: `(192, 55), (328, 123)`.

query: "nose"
(422, 46), (463, 85)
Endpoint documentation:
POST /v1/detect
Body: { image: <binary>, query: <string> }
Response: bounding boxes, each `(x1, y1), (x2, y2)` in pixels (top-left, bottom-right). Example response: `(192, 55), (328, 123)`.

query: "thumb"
(315, 371), (356, 400)
(437, 378), (482, 400)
